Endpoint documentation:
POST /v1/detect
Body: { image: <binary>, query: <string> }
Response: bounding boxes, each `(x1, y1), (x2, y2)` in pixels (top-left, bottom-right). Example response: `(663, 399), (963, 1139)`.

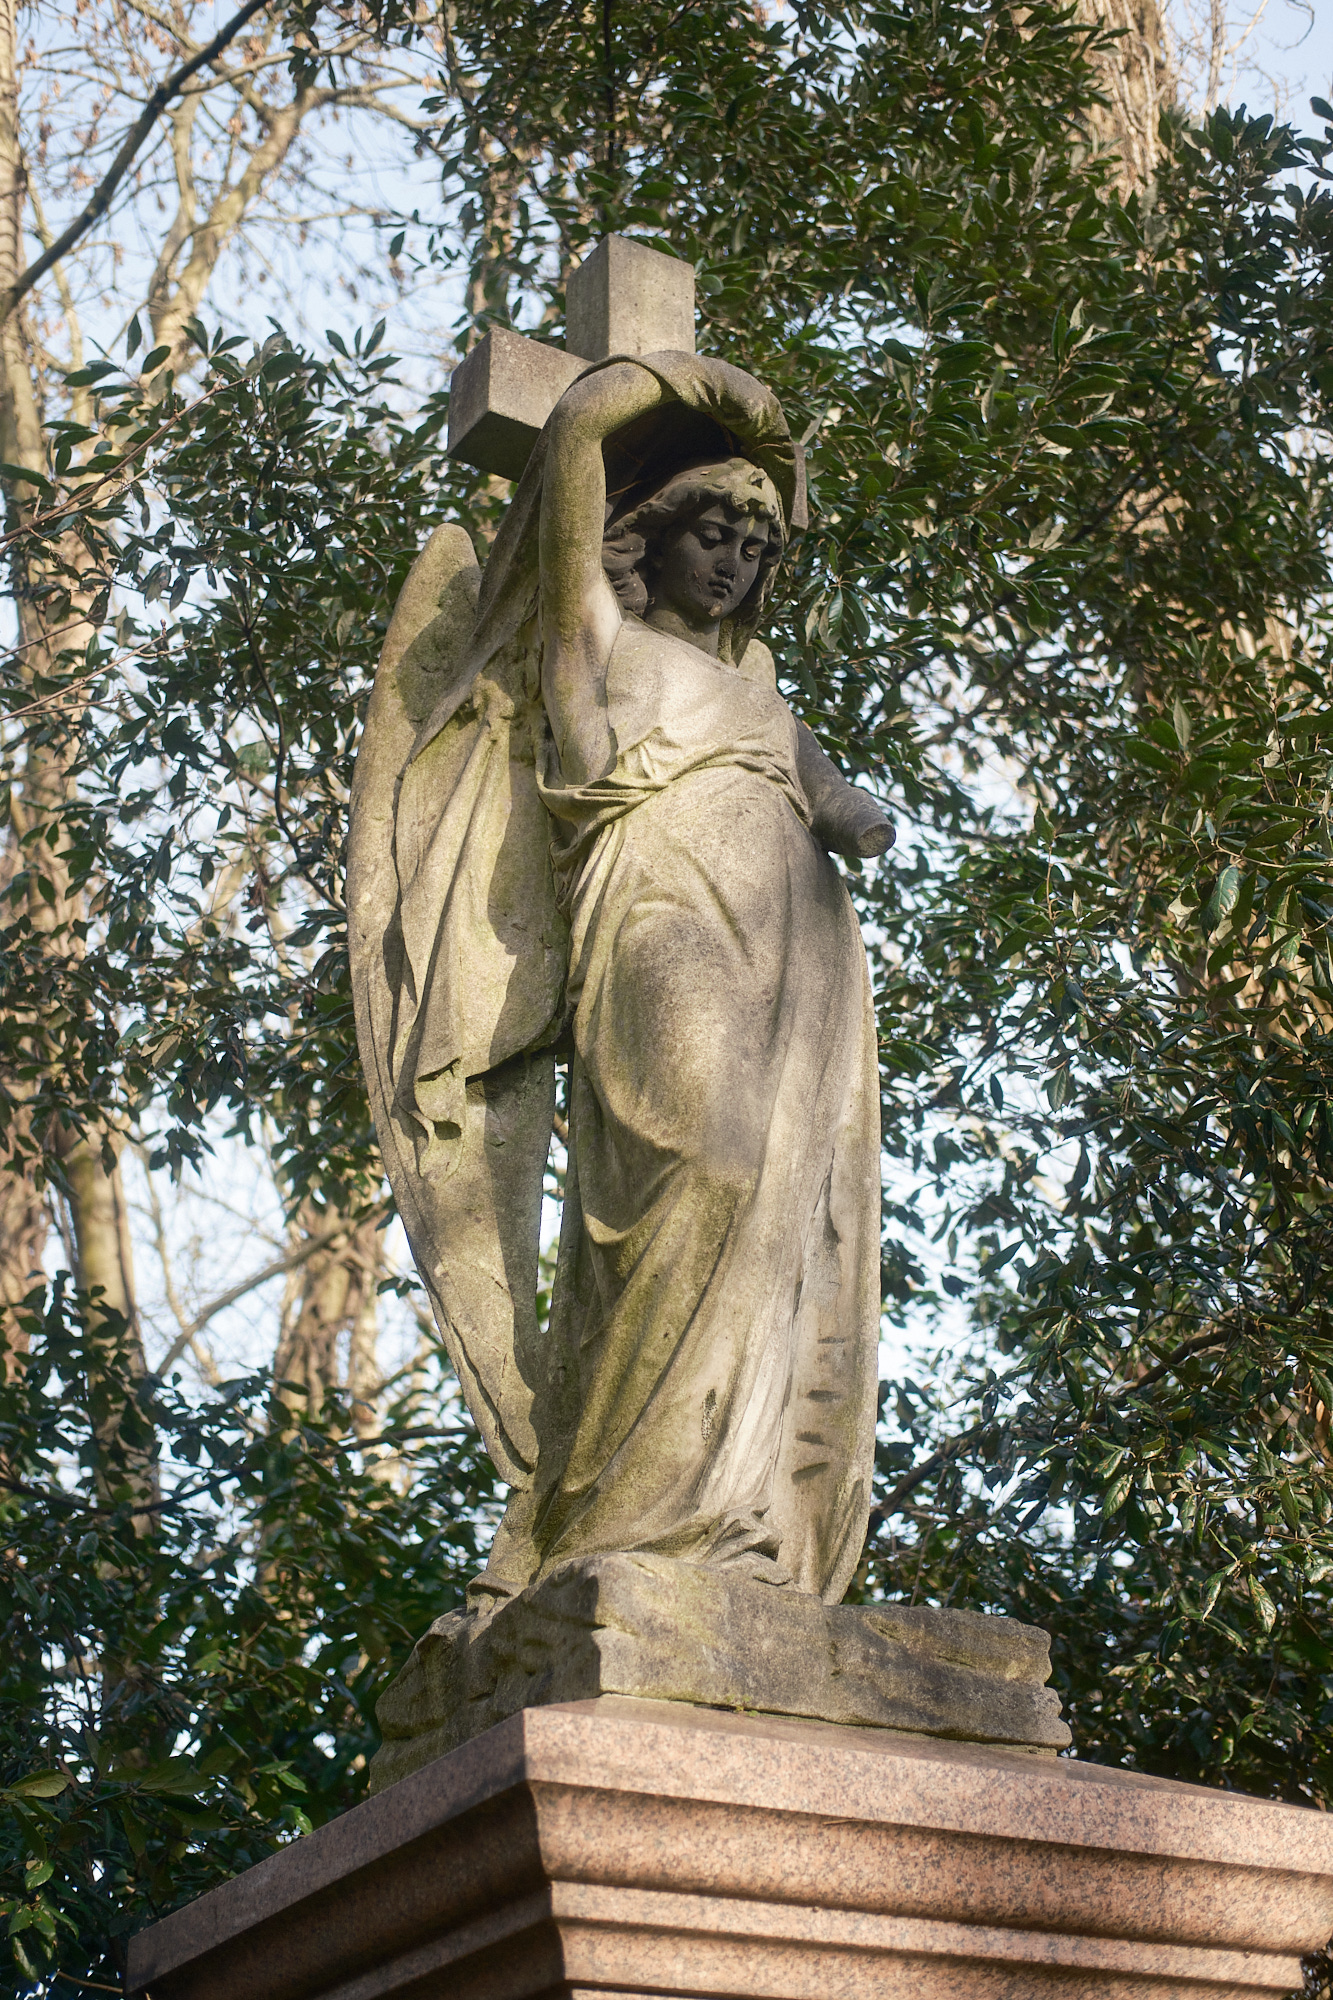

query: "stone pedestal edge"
(127, 1696), (1333, 2000)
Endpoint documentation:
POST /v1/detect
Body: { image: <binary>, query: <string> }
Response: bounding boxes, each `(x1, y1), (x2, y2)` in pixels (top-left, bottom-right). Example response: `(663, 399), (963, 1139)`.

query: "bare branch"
(1, 0), (275, 326)
(145, 95), (201, 333)
(133, 1154), (226, 1385)
(152, 1201), (389, 1380)
(866, 1426), (982, 1536)
(148, 80), (349, 366)
(23, 173), (87, 394)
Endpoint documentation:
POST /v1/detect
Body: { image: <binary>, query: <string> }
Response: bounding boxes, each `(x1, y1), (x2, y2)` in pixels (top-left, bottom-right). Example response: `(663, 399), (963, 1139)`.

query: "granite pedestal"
(127, 1696), (1333, 2000)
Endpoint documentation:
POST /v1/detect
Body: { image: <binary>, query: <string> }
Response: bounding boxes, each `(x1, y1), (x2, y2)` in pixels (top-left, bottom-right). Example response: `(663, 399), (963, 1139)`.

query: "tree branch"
(151, 1201), (389, 1380)
(0, 0), (274, 326)
(865, 1424), (983, 1538)
(1111, 1328), (1229, 1398)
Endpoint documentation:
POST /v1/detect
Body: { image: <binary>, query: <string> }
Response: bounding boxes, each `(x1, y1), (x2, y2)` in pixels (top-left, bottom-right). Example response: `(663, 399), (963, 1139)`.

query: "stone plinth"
(372, 1554), (1071, 1790)
(127, 1696), (1333, 2000)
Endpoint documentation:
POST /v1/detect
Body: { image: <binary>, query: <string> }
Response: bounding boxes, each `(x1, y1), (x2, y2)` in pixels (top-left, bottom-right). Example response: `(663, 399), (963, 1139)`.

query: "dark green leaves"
(6, 10), (1333, 1988)
(0, 1291), (501, 1994)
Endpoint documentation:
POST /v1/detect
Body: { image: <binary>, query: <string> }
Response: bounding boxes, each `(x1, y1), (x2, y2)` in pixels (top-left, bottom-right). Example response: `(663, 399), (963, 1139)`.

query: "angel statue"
(348, 343), (894, 1634)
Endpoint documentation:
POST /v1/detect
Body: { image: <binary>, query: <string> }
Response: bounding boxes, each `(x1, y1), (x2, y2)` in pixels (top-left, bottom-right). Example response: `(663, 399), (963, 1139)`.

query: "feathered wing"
(348, 523), (567, 1536)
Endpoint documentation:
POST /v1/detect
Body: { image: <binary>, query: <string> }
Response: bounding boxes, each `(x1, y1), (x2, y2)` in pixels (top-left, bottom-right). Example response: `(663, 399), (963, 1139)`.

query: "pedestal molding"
(126, 1698), (1333, 2000)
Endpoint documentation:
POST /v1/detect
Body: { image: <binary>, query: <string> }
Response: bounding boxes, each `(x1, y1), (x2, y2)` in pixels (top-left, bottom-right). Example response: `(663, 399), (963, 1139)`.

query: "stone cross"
(447, 235), (697, 481)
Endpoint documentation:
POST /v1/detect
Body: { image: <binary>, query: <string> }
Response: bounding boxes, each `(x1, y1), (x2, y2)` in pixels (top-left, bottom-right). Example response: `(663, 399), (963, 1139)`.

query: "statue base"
(127, 1695), (1333, 1999)
(370, 1552), (1070, 1791)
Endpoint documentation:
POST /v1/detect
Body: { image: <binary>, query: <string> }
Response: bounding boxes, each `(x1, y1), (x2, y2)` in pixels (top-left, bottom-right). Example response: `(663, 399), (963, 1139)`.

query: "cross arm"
(446, 236), (697, 482)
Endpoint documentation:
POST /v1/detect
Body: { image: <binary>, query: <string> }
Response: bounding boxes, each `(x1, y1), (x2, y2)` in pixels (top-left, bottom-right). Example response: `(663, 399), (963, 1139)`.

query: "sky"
(1226, 0), (1333, 114)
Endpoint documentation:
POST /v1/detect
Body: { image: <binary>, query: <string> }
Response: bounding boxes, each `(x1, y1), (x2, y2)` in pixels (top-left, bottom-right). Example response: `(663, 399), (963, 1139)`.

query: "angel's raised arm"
(539, 362), (668, 785)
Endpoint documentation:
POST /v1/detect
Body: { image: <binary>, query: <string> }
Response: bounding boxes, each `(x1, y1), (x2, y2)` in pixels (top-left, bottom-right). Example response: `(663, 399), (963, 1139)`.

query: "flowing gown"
(530, 614), (881, 1603)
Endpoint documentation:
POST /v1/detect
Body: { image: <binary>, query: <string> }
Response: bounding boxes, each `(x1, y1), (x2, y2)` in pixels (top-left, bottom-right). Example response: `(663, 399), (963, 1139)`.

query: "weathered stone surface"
(566, 231), (697, 360)
(445, 238), (696, 479)
(358, 240), (948, 1768)
(359, 333), (879, 1623)
(446, 323), (586, 478)
(126, 1696), (1333, 2000)
(370, 1552), (1069, 1791)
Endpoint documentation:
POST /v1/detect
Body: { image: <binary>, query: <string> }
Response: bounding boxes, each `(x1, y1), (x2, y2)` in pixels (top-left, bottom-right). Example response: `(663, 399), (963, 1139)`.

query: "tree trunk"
(0, 0), (52, 1333)
(61, 1131), (138, 1333)
(0, 825), (47, 1352)
(0, 0), (146, 1395)
(272, 1203), (384, 1425)
(1078, 0), (1174, 192)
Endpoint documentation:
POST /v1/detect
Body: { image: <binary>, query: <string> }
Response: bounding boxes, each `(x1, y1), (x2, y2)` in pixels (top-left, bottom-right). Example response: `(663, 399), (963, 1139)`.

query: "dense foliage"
(1, 1289), (499, 1986)
(5, 0), (1333, 1988)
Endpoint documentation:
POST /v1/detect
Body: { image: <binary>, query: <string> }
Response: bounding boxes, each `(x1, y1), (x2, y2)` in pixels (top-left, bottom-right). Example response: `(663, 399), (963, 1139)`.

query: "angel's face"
(650, 505), (767, 631)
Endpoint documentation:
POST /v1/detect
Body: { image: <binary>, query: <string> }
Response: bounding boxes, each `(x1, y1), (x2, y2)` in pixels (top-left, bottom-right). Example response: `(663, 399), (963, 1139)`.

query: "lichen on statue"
(347, 348), (894, 1632)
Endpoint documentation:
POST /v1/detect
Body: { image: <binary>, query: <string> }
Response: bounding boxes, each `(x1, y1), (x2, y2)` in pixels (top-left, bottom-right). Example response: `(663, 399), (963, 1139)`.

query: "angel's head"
(601, 457), (785, 636)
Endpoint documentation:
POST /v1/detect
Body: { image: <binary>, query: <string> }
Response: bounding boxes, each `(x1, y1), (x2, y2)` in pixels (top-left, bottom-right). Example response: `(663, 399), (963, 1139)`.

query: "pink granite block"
(126, 1696), (1333, 2000)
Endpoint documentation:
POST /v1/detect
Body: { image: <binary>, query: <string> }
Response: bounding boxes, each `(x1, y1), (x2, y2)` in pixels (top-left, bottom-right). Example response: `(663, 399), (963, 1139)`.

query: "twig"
(1112, 1328), (1228, 1398)
(134, 1154), (221, 1383)
(865, 1423), (983, 1537)
(151, 1202), (388, 1378)
(2, 618), (97, 665)
(1, 0), (276, 325)
(0, 370), (238, 553)
(4, 667), (108, 721)
(232, 581), (343, 910)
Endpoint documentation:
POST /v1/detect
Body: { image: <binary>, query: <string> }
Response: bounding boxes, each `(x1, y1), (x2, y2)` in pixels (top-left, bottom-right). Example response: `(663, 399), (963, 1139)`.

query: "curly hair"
(601, 456), (785, 627)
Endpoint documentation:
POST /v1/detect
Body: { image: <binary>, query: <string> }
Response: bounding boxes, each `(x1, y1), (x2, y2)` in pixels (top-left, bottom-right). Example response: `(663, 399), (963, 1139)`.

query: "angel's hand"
(642, 351), (785, 440)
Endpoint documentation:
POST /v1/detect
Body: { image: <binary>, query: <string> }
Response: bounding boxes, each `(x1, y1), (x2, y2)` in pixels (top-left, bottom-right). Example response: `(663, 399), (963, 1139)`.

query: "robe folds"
(350, 352), (880, 1612)
(528, 617), (881, 1603)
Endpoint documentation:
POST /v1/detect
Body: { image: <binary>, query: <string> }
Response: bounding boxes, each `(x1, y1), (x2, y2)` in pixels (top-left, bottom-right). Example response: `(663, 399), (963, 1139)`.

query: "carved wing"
(348, 525), (566, 1509)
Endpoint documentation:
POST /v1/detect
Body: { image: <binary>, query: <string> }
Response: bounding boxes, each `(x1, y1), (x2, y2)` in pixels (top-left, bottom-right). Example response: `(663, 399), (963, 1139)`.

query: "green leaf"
(1044, 1065), (1070, 1111)
(0, 461), (54, 491)
(1125, 736), (1175, 772)
(1198, 1572), (1227, 1620)
(1247, 1574), (1277, 1633)
(1028, 516), (1063, 551)
(236, 740), (271, 778)
(6, 1772), (68, 1799)
(935, 340), (990, 381)
(110, 1755), (202, 1795)
(63, 359), (118, 387)
(1205, 865), (1241, 934)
